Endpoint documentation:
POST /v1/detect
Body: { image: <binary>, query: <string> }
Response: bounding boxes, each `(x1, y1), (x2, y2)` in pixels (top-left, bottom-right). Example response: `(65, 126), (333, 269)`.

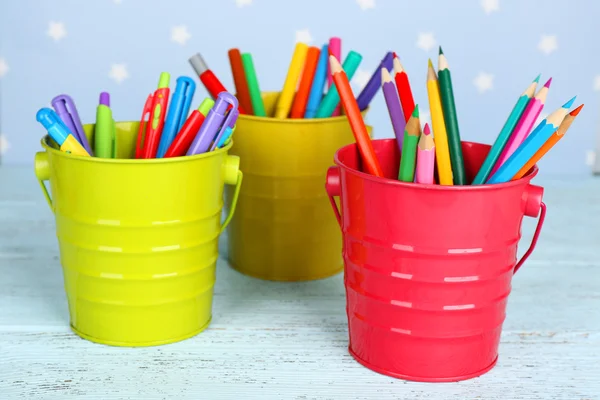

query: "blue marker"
(157, 76), (196, 158)
(36, 108), (90, 157)
(304, 44), (328, 119)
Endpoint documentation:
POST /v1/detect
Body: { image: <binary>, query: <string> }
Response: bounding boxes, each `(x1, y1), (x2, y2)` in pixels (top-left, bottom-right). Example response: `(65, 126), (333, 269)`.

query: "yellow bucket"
(34, 121), (243, 347)
(225, 92), (371, 281)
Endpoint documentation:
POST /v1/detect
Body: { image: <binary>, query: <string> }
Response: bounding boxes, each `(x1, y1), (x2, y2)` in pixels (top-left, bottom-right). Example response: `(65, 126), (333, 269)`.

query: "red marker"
(164, 98), (214, 158)
(135, 72), (171, 159)
(189, 53), (246, 114)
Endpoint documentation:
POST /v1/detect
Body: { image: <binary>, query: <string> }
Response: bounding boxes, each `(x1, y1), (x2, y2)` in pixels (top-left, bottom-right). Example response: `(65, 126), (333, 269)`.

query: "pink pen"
(416, 123), (435, 184)
(490, 77), (551, 175)
(328, 37), (342, 116)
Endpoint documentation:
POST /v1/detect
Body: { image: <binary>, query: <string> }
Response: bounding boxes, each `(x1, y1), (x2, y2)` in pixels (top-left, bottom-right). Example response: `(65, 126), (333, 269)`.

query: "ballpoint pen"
(187, 92), (239, 155)
(51, 94), (93, 155)
(95, 92), (116, 158)
(164, 98), (215, 158)
(135, 72), (171, 159)
(36, 108), (90, 157)
(157, 76), (196, 158)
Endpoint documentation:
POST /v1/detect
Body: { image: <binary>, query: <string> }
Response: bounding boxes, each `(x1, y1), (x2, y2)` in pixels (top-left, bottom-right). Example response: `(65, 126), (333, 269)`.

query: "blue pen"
(51, 94), (94, 155)
(304, 44), (328, 119)
(157, 76), (196, 158)
(187, 92), (239, 155)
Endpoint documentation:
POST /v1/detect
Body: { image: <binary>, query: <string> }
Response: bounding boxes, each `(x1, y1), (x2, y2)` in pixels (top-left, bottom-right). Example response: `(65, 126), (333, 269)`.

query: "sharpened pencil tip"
(562, 96), (577, 109)
(423, 123), (431, 135)
(381, 67), (392, 83)
(393, 51), (397, 58)
(533, 74), (541, 83)
(412, 104), (419, 118)
(570, 104), (584, 116)
(428, 59), (433, 69)
(438, 46), (443, 55)
(543, 77), (552, 88)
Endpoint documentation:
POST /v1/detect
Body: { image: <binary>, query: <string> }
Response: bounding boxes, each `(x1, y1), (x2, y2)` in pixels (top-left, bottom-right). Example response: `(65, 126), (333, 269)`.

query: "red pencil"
(393, 55), (416, 122)
(329, 55), (383, 177)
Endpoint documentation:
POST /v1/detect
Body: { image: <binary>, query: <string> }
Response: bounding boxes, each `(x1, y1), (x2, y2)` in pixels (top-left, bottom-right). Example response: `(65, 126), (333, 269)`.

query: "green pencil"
(437, 47), (466, 185)
(241, 53), (266, 117)
(398, 105), (421, 182)
(472, 74), (540, 184)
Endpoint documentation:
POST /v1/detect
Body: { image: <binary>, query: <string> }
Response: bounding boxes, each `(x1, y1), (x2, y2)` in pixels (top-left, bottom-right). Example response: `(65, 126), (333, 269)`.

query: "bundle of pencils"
(189, 38), (395, 120)
(330, 47), (583, 185)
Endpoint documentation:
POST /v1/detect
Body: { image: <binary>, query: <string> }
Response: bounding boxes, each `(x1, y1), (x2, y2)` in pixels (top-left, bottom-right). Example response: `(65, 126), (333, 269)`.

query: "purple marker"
(381, 67), (405, 152)
(187, 92), (239, 155)
(210, 108), (238, 151)
(51, 94), (94, 155)
(355, 51), (394, 111)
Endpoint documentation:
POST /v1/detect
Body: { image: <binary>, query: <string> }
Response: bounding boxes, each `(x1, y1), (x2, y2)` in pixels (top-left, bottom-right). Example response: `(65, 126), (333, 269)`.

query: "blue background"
(1, 0), (598, 176)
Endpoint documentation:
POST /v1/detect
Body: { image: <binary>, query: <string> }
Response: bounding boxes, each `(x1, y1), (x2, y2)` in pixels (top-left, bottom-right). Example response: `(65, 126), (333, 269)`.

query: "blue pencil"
(304, 44), (328, 118)
(488, 96), (576, 184)
(157, 76), (196, 158)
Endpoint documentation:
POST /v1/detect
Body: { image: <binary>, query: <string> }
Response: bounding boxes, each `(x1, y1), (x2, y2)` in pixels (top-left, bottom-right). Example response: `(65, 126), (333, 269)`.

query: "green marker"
(398, 105), (421, 182)
(241, 53), (266, 117)
(94, 92), (116, 158)
(315, 50), (363, 118)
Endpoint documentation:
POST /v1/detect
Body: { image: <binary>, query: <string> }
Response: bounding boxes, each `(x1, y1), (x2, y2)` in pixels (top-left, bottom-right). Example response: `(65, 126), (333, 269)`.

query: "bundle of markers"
(327, 47), (583, 185)
(35, 72), (240, 159)
(188, 37), (389, 119)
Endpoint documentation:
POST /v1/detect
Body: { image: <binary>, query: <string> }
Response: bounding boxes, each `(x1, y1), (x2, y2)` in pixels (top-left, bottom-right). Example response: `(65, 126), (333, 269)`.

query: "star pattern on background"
(0, 134), (10, 155)
(171, 25), (191, 45)
(356, 0), (375, 11)
(47, 21), (67, 42)
(295, 29), (312, 44)
(593, 75), (600, 91)
(416, 33), (436, 52)
(585, 150), (596, 167)
(0, 58), (8, 78)
(473, 72), (494, 93)
(351, 69), (371, 91)
(481, 0), (499, 14)
(236, 0), (252, 7)
(538, 35), (558, 55)
(109, 64), (129, 84)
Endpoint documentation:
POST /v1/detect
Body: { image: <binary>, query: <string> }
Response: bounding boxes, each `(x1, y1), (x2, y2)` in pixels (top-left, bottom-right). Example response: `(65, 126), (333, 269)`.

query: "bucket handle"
(34, 151), (53, 211)
(221, 155), (243, 234)
(325, 166), (342, 227)
(514, 201), (546, 274)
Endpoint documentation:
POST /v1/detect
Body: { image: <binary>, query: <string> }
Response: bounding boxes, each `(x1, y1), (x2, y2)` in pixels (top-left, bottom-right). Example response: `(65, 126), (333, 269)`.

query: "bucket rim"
(333, 138), (539, 190)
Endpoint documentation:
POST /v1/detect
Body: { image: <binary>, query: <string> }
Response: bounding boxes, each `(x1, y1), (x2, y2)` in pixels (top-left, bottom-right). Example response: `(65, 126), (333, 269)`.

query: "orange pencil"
(512, 104), (584, 180)
(290, 46), (321, 118)
(329, 55), (383, 177)
(228, 48), (254, 115)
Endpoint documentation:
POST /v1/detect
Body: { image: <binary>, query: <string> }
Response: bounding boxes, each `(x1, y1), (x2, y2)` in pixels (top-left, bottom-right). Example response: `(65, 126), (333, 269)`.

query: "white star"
(473, 72), (494, 94)
(585, 150), (596, 167)
(295, 29), (312, 44)
(356, 0), (375, 10)
(481, 0), (499, 14)
(235, 0), (252, 6)
(416, 32), (436, 52)
(0, 58), (8, 78)
(593, 75), (600, 91)
(0, 134), (11, 155)
(171, 25), (191, 45)
(109, 64), (129, 84)
(47, 21), (67, 42)
(351, 69), (371, 91)
(538, 35), (558, 55)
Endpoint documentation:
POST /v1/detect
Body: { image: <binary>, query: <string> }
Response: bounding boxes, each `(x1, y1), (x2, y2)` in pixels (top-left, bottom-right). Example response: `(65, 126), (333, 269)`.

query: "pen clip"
(176, 76), (196, 131)
(135, 94), (154, 156)
(210, 93), (239, 151)
(50, 94), (86, 143)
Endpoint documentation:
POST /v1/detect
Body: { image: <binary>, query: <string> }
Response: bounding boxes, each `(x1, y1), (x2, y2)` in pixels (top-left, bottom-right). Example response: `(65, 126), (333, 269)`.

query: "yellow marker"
(274, 42), (309, 119)
(426, 59), (453, 185)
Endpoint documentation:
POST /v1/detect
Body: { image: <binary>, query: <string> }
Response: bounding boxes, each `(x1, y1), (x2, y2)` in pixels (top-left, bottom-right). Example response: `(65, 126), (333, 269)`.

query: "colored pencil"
(305, 44), (329, 118)
(438, 47), (466, 185)
(241, 53), (266, 117)
(290, 46), (321, 118)
(472, 75), (540, 184)
(329, 55), (383, 177)
(316, 51), (363, 118)
(488, 96), (576, 184)
(356, 51), (395, 111)
(398, 105), (421, 182)
(275, 42), (308, 119)
(490, 77), (552, 175)
(392, 56), (416, 122)
(426, 59), (453, 185)
(416, 123), (435, 184)
(328, 37), (342, 116)
(228, 48), (254, 115)
(512, 104), (583, 181)
(381, 67), (406, 152)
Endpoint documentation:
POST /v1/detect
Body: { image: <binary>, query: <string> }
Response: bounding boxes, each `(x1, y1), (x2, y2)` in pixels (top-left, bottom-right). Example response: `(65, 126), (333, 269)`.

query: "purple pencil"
(381, 67), (405, 152)
(355, 51), (394, 111)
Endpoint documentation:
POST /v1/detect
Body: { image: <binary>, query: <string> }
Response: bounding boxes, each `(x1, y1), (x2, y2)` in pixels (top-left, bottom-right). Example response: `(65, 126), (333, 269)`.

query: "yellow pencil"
(426, 59), (453, 185)
(274, 42), (309, 119)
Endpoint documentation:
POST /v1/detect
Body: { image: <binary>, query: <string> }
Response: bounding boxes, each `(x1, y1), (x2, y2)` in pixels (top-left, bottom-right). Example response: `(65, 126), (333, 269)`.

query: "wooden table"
(1, 166), (599, 399)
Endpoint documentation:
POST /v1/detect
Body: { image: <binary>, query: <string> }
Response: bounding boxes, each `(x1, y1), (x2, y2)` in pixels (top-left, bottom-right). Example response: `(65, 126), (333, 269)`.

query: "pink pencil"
(490, 77), (551, 175)
(416, 123), (435, 184)
(328, 37), (342, 116)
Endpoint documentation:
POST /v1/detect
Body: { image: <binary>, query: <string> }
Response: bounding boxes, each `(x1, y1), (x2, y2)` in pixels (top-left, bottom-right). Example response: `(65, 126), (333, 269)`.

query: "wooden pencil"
(393, 55), (416, 122)
(416, 123), (435, 184)
(398, 105), (421, 182)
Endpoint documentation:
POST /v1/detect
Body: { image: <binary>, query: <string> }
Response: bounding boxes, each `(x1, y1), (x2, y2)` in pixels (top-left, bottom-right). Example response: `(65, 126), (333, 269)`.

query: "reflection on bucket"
(225, 92), (371, 281)
(326, 138), (546, 382)
(34, 122), (242, 347)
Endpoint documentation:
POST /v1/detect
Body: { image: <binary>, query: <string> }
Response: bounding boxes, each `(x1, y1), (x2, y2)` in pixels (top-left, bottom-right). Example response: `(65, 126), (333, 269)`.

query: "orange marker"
(329, 55), (383, 177)
(290, 46), (320, 118)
